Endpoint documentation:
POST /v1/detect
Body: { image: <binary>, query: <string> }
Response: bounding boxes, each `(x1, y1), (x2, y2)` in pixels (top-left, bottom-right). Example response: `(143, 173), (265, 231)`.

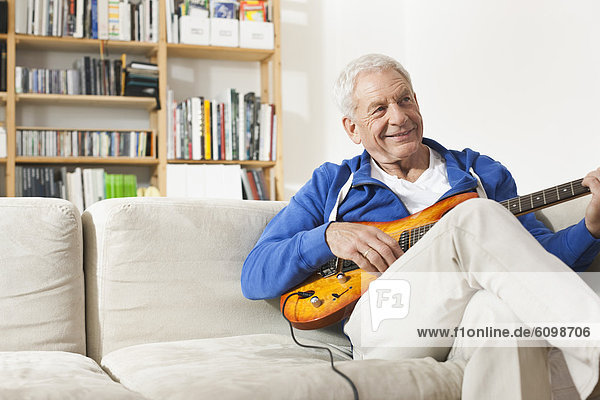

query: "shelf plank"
(0, 158), (7, 164)
(168, 159), (276, 168)
(0, 92), (6, 103)
(16, 93), (157, 110)
(167, 43), (274, 62)
(16, 156), (159, 165)
(15, 34), (158, 56)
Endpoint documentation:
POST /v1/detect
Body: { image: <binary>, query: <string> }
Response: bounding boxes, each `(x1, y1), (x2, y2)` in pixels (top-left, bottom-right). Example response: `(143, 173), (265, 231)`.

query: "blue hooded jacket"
(241, 138), (600, 300)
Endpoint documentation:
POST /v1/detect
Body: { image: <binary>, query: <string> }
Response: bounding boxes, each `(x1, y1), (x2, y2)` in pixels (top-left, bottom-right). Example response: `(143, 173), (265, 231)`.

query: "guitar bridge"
(318, 259), (339, 278)
(318, 258), (357, 278)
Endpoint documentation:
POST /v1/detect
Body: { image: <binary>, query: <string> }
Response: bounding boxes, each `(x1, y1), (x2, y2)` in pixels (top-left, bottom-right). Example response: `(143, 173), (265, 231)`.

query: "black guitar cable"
(281, 291), (359, 400)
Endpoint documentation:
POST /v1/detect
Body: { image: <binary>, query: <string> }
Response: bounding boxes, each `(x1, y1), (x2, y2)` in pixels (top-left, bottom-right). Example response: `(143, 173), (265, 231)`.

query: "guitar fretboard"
(500, 178), (588, 216)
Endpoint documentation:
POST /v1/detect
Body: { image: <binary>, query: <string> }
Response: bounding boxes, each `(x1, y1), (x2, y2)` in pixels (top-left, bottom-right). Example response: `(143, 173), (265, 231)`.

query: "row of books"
(241, 167), (269, 200)
(16, 56), (122, 96)
(15, 57), (158, 99)
(167, 89), (277, 162)
(17, 129), (155, 158)
(167, 0), (273, 45)
(14, 0), (159, 42)
(0, 41), (6, 92)
(169, 0), (273, 22)
(15, 166), (138, 213)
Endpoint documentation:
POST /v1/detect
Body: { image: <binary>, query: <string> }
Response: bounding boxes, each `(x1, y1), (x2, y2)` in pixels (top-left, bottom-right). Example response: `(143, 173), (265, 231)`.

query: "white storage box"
(239, 21), (274, 50)
(210, 18), (239, 47)
(179, 16), (210, 45)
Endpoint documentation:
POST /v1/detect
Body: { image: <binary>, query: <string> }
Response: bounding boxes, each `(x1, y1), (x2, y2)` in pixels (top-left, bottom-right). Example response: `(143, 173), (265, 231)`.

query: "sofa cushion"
(0, 351), (145, 399)
(83, 198), (348, 363)
(101, 333), (465, 400)
(0, 198), (85, 353)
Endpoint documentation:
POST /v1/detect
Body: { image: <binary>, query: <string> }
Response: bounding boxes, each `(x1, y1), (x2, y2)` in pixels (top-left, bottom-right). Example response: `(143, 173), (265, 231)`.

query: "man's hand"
(325, 222), (404, 273)
(583, 167), (600, 238)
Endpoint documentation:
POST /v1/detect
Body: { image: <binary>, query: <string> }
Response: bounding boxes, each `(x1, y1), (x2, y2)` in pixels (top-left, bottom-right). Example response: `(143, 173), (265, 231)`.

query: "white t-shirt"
(370, 147), (451, 214)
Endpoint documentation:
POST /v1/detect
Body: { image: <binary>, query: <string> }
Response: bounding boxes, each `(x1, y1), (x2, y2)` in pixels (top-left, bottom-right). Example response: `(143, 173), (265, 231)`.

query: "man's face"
(343, 69), (424, 167)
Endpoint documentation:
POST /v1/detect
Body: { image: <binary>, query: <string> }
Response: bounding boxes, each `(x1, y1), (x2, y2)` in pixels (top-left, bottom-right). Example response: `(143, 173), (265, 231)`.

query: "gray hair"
(333, 54), (413, 119)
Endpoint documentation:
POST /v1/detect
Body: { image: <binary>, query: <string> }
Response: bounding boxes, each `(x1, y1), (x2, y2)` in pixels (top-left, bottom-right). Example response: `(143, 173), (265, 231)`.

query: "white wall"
(280, 0), (407, 197)
(280, 0), (600, 198)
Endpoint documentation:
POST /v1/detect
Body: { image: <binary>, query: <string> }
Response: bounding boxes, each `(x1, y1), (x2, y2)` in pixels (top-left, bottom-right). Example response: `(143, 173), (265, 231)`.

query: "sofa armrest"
(0, 198), (85, 354)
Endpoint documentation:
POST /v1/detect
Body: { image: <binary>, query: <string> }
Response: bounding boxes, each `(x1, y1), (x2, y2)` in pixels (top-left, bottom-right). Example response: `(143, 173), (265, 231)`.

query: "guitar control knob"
(310, 296), (322, 308)
(336, 273), (349, 284)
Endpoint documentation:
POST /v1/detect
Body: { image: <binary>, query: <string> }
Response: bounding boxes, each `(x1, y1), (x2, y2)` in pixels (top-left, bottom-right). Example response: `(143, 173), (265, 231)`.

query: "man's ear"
(342, 116), (361, 145)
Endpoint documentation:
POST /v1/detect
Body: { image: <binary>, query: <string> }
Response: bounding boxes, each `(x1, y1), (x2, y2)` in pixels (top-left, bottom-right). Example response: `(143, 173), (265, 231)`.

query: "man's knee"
(448, 197), (513, 220)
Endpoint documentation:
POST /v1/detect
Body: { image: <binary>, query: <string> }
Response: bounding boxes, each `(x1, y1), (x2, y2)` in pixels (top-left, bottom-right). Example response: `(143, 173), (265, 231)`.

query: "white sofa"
(0, 195), (598, 399)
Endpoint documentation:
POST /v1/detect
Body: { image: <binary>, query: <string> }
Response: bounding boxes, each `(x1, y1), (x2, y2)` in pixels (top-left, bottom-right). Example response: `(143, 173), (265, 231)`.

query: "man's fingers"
(583, 173), (600, 194)
(361, 248), (388, 273)
(350, 253), (378, 273)
(376, 230), (404, 259)
(325, 222), (404, 273)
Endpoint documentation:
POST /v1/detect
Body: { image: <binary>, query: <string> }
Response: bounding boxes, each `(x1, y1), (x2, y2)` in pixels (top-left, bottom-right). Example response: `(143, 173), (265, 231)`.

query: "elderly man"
(241, 53), (600, 399)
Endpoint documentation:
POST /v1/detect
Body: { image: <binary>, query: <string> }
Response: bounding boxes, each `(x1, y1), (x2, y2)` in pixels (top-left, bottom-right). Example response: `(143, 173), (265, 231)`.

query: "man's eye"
(400, 96), (412, 103)
(373, 106), (386, 114)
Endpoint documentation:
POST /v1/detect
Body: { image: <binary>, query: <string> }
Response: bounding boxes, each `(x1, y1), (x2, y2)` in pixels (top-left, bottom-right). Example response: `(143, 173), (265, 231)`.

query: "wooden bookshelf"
(15, 34), (158, 57)
(168, 159), (276, 168)
(167, 44), (274, 62)
(16, 156), (159, 165)
(16, 93), (157, 110)
(2, 0), (283, 200)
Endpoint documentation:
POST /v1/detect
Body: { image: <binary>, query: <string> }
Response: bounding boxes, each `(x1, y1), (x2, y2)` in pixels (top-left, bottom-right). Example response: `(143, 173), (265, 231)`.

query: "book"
(15, 0), (28, 33)
(191, 96), (203, 160)
(211, 0), (237, 19)
(240, 0), (266, 21)
(129, 61), (159, 71)
(0, 126), (6, 158)
(246, 169), (259, 200)
(0, 41), (6, 92)
(203, 99), (212, 160)
(0, 1), (7, 34)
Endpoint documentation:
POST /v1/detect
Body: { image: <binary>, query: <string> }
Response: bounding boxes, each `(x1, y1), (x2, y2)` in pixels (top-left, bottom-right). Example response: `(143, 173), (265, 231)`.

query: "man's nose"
(387, 103), (408, 125)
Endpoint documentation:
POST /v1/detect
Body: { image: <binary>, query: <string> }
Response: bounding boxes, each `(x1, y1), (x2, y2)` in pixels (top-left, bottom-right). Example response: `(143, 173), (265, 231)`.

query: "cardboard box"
(210, 18), (239, 47)
(179, 16), (210, 45)
(239, 21), (274, 50)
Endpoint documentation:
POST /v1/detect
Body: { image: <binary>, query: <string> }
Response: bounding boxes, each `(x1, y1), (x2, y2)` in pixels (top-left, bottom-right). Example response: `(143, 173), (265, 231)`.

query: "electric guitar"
(280, 178), (591, 330)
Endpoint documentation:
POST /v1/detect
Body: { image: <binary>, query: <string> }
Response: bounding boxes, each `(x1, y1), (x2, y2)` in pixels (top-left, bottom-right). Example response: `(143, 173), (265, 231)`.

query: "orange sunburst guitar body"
(280, 192), (479, 330)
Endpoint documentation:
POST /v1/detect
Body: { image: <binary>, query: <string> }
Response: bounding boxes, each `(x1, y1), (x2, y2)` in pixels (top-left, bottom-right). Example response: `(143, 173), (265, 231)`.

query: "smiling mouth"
(385, 128), (414, 138)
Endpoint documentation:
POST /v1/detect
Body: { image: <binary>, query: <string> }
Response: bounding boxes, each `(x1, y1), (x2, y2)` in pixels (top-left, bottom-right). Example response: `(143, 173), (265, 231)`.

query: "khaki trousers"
(344, 198), (600, 399)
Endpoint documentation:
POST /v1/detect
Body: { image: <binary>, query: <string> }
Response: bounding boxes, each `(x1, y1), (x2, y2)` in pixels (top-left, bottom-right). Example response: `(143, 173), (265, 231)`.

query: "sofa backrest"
(0, 198), (85, 354)
(82, 198), (349, 362)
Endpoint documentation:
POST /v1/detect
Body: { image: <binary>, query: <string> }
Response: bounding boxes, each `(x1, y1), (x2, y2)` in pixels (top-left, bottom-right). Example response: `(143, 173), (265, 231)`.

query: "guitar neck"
(398, 178), (590, 252)
(500, 178), (589, 216)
